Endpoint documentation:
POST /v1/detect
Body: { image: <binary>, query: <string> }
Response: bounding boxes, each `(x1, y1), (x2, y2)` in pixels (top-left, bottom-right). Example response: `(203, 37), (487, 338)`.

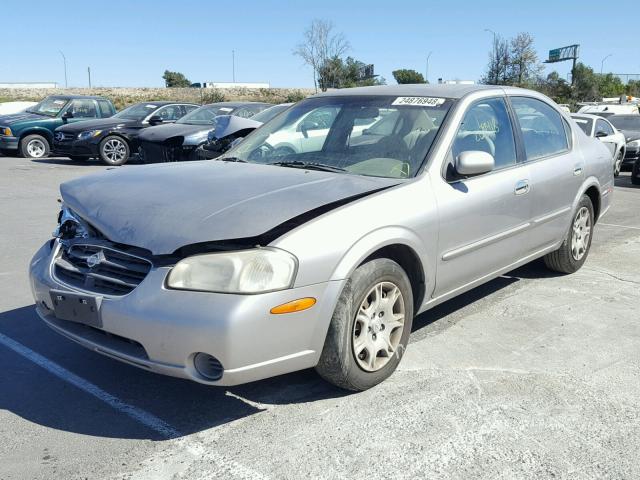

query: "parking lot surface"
(1, 154), (639, 480)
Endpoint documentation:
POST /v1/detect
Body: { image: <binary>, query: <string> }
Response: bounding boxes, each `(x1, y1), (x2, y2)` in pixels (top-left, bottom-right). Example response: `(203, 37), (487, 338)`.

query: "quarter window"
(511, 97), (568, 160)
(451, 97), (517, 170)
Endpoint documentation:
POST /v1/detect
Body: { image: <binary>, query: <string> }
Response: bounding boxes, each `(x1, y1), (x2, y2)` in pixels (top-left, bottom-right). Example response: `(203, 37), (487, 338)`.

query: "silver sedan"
(29, 85), (613, 391)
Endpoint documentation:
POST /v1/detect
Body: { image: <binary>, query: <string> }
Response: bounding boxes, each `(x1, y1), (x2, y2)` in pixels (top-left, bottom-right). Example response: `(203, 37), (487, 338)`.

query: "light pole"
(484, 28), (497, 84)
(232, 50), (236, 83)
(426, 51), (432, 83)
(600, 54), (612, 75)
(58, 50), (67, 88)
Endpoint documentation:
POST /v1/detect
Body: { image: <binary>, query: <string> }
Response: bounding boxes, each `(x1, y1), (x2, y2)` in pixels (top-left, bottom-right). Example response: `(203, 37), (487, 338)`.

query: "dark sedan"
(53, 101), (199, 165)
(609, 115), (640, 184)
(137, 102), (271, 163)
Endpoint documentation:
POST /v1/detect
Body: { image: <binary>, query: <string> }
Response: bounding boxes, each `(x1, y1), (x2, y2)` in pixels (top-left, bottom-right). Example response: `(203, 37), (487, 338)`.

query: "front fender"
(19, 126), (54, 143)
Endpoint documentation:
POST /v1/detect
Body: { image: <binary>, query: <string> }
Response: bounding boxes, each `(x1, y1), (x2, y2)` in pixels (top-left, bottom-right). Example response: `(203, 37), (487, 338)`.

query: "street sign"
(545, 45), (579, 63)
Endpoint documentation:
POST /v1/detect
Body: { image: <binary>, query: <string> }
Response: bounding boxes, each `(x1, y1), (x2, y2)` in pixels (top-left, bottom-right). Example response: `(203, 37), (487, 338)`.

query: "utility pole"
(87, 67), (92, 88)
(232, 50), (236, 83)
(484, 29), (497, 84)
(426, 51), (432, 83)
(58, 50), (68, 88)
(600, 54), (612, 75)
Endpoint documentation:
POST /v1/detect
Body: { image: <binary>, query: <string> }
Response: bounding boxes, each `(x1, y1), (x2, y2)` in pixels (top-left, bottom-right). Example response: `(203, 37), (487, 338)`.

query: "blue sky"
(3, 0), (639, 88)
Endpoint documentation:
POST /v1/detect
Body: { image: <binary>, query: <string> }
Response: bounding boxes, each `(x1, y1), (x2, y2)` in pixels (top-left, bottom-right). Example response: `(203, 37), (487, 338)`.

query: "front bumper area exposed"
(0, 135), (19, 150)
(29, 240), (345, 386)
(52, 139), (99, 158)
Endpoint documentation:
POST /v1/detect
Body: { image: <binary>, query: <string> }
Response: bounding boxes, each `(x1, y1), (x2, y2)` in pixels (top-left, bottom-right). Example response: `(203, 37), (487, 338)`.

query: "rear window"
(511, 97), (569, 160)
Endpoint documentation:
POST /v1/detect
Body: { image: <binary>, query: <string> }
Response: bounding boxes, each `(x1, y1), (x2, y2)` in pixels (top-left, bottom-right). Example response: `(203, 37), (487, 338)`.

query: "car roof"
(609, 114), (640, 119)
(311, 84), (500, 99)
(47, 95), (109, 100)
(132, 101), (199, 106)
(571, 113), (607, 121)
(203, 101), (273, 108)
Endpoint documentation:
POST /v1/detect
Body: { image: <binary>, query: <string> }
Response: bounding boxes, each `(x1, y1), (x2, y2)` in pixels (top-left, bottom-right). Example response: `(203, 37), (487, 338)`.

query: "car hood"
(56, 117), (133, 133)
(60, 161), (399, 255)
(0, 112), (52, 126)
(138, 123), (210, 143)
(619, 129), (640, 142)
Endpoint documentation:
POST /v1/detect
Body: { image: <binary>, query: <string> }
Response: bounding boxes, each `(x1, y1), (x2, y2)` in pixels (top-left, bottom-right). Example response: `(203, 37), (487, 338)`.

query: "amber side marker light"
(270, 297), (317, 314)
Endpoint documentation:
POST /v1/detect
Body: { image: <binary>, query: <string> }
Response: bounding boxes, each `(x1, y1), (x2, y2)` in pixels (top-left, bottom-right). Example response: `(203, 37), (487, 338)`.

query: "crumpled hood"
(138, 123), (210, 144)
(60, 161), (398, 255)
(56, 117), (131, 133)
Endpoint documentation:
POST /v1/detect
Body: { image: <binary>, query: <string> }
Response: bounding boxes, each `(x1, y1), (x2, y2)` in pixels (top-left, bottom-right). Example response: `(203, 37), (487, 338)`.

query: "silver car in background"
(29, 85), (613, 391)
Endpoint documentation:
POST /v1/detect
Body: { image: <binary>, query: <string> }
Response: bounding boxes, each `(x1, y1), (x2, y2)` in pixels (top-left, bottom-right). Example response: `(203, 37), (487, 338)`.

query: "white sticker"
(146, 104), (157, 108)
(218, 107), (233, 112)
(392, 96), (445, 107)
(53, 100), (66, 105)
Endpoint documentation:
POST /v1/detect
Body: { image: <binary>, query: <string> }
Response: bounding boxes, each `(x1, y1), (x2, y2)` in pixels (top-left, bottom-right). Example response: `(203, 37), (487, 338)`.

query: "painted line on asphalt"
(599, 222), (640, 231)
(0, 332), (179, 438)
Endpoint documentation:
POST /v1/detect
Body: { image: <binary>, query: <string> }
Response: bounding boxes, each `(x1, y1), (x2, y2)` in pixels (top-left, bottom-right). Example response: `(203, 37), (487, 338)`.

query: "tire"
(315, 258), (414, 391)
(543, 195), (594, 274)
(99, 136), (129, 166)
(613, 150), (623, 177)
(632, 160), (640, 186)
(19, 134), (50, 159)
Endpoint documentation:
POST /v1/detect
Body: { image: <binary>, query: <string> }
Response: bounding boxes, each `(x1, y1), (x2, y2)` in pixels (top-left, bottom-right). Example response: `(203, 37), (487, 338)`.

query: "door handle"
(515, 179), (529, 195)
(574, 166), (583, 176)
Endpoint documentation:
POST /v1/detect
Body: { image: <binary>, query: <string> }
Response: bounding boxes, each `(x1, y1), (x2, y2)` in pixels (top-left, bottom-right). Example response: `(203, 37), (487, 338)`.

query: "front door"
(432, 96), (532, 297)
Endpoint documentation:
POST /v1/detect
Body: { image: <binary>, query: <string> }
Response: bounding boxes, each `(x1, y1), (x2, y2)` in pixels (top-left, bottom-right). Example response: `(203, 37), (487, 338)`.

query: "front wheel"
(315, 258), (414, 391)
(19, 134), (50, 159)
(614, 150), (623, 177)
(543, 195), (594, 274)
(99, 136), (129, 166)
(632, 160), (640, 186)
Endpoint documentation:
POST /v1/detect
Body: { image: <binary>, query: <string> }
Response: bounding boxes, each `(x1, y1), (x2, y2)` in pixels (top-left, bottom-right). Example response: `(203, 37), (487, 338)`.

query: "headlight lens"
(166, 248), (297, 294)
(77, 129), (102, 140)
(628, 140), (640, 147)
(0, 127), (12, 136)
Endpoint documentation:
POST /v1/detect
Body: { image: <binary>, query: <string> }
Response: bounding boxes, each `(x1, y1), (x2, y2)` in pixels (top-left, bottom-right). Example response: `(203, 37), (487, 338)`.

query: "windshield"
(114, 103), (160, 120)
(572, 117), (593, 135)
(26, 97), (69, 117)
(251, 104), (291, 124)
(177, 104), (237, 125)
(609, 116), (640, 130)
(221, 95), (454, 179)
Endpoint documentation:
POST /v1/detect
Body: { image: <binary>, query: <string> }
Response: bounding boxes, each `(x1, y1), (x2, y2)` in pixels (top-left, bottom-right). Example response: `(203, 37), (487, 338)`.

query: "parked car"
(577, 103), (638, 117)
(52, 101), (199, 165)
(29, 85), (612, 391)
(0, 95), (116, 158)
(571, 114), (626, 176)
(137, 102), (271, 162)
(197, 103), (293, 159)
(0, 101), (37, 116)
(609, 115), (640, 183)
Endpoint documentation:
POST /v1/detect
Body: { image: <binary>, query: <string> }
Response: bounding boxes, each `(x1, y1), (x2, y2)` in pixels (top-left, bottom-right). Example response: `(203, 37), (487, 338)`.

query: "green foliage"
(318, 56), (383, 90)
(392, 69), (426, 84)
(284, 90), (307, 102)
(201, 89), (226, 104)
(162, 70), (191, 88)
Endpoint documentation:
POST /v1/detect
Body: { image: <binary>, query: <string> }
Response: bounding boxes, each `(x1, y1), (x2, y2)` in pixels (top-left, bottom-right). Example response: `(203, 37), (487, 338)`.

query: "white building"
(0, 82), (59, 89)
(203, 82), (270, 89)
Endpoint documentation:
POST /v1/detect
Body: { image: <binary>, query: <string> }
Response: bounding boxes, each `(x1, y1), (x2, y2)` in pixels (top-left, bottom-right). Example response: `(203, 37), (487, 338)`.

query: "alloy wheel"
(103, 139), (127, 163)
(571, 206), (591, 261)
(27, 139), (46, 158)
(614, 152), (623, 176)
(352, 281), (405, 372)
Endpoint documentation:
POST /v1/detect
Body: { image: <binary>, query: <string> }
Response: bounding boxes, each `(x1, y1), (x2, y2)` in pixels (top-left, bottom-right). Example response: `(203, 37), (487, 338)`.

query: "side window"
(155, 105), (181, 121)
(301, 106), (339, 131)
(98, 100), (114, 117)
(451, 97), (517, 170)
(596, 119), (614, 136)
(184, 105), (199, 114)
(70, 99), (98, 118)
(511, 97), (569, 160)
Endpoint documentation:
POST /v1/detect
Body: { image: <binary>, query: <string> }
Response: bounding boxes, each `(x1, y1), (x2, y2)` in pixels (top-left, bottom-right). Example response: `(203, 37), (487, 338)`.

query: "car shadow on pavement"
(615, 173), (638, 189)
(30, 158), (103, 167)
(0, 305), (346, 441)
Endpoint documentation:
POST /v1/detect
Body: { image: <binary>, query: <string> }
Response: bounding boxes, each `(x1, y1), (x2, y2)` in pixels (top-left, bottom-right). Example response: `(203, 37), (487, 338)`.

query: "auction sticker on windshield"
(392, 97), (445, 107)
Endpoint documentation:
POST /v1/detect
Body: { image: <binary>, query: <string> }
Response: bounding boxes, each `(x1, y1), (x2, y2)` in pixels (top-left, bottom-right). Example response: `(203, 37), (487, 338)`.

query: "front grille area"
(54, 243), (152, 296)
(55, 131), (76, 142)
(139, 139), (195, 162)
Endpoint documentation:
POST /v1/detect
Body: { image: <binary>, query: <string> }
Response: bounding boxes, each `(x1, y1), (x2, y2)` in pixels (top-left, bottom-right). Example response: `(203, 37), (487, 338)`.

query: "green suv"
(0, 95), (116, 158)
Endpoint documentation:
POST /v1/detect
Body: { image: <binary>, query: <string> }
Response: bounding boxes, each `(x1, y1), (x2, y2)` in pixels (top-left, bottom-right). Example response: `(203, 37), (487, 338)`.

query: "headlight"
(166, 248), (297, 294)
(77, 129), (102, 140)
(628, 140), (640, 147)
(0, 127), (12, 136)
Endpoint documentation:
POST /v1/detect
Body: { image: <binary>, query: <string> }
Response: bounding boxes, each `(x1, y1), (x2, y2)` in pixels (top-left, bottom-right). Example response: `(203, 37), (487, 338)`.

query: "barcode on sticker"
(392, 97), (445, 107)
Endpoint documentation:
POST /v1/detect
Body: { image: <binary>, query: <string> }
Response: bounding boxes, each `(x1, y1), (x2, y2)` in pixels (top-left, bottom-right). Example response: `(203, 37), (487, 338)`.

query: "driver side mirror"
(148, 115), (163, 126)
(595, 130), (608, 138)
(455, 151), (495, 176)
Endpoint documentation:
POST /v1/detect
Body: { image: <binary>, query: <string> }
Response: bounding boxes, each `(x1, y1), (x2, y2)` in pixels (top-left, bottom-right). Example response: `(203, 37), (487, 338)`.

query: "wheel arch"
(19, 127), (53, 144)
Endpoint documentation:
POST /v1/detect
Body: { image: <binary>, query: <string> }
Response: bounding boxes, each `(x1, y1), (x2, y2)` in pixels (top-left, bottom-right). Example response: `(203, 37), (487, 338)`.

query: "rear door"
(510, 96), (579, 251)
(432, 96), (532, 297)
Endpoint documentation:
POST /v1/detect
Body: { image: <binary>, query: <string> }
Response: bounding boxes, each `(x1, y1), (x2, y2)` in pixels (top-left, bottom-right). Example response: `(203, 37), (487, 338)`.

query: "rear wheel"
(632, 159), (640, 186)
(19, 134), (50, 159)
(315, 258), (413, 391)
(614, 150), (623, 177)
(99, 136), (129, 166)
(543, 195), (594, 274)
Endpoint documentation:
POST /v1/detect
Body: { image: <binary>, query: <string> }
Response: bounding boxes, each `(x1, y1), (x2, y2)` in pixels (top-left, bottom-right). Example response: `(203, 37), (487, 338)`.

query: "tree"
(481, 34), (510, 85)
(162, 70), (191, 88)
(392, 69), (426, 84)
(317, 56), (385, 90)
(293, 19), (350, 92)
(537, 71), (572, 104)
(508, 33), (543, 86)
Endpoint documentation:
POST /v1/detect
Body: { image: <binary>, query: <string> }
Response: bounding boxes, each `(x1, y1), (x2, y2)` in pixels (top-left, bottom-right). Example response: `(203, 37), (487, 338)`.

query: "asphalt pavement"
(1, 154), (639, 480)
